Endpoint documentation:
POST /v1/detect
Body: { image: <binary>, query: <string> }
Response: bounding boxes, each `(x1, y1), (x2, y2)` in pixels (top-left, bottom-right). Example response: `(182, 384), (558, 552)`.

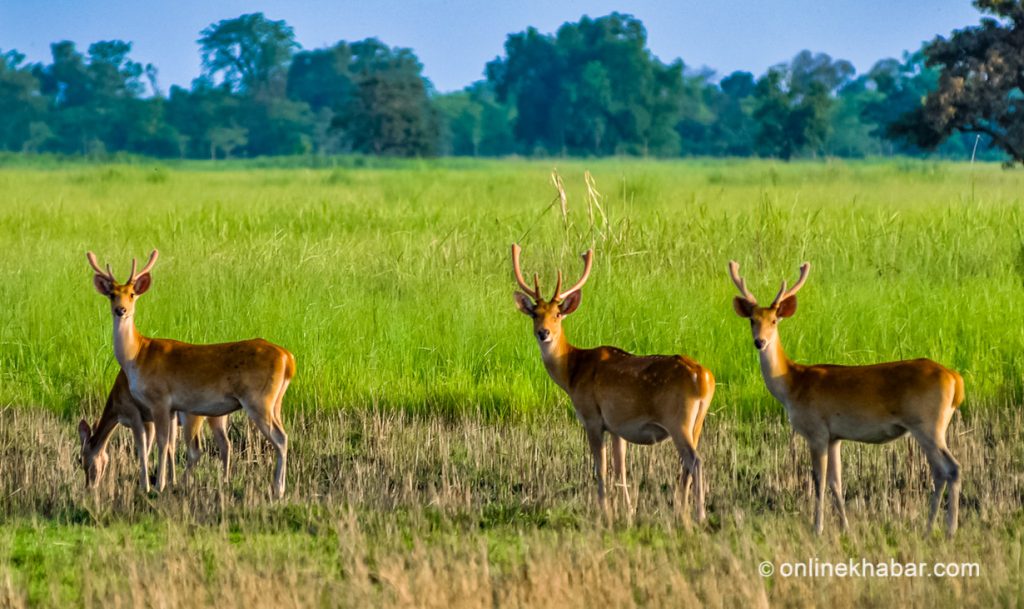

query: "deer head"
(77, 419), (109, 489)
(729, 260), (810, 351)
(511, 244), (593, 346)
(87, 250), (159, 321)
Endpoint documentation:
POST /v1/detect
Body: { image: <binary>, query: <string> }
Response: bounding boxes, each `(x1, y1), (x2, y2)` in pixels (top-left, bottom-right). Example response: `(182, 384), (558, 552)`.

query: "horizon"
(1, 0), (983, 93)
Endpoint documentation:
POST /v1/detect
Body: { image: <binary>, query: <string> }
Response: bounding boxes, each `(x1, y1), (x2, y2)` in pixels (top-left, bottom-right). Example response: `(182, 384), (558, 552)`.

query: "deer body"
(513, 245), (714, 520)
(763, 351), (962, 446)
(87, 250), (294, 498)
(545, 344), (711, 446)
(729, 261), (963, 536)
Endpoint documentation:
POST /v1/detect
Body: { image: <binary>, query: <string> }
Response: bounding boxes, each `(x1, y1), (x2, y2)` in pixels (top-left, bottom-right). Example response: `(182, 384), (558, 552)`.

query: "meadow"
(0, 158), (1022, 607)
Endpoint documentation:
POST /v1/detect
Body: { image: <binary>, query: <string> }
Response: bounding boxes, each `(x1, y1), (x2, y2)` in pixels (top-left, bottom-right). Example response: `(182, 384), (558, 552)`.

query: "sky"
(1, 0), (983, 93)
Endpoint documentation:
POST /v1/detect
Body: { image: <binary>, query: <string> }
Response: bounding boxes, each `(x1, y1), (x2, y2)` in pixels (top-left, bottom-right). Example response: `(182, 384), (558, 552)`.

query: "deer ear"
(559, 291), (582, 316)
(133, 273), (152, 295)
(733, 297), (755, 318)
(777, 295), (798, 318)
(78, 419), (91, 446)
(513, 292), (536, 317)
(93, 275), (113, 296)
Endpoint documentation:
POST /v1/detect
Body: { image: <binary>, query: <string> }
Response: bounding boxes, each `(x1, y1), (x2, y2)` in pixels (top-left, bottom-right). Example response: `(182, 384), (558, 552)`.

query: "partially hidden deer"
(78, 370), (231, 492)
(512, 244), (715, 521)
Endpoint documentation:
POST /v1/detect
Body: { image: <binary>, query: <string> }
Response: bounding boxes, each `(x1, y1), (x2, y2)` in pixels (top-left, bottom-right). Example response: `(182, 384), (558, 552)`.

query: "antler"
(770, 262), (810, 307)
(128, 250), (159, 284)
(556, 250), (593, 302)
(728, 260), (758, 305)
(550, 270), (563, 302)
(86, 252), (115, 282)
(511, 244), (541, 301)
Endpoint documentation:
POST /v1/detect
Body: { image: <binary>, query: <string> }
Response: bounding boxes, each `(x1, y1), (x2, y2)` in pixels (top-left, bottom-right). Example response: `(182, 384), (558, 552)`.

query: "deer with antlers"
(86, 250), (295, 498)
(512, 245), (715, 520)
(728, 261), (964, 536)
(78, 371), (231, 492)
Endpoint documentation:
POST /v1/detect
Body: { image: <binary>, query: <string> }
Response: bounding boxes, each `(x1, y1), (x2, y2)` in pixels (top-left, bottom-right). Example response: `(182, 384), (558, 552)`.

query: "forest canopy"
(0, 4), (1016, 162)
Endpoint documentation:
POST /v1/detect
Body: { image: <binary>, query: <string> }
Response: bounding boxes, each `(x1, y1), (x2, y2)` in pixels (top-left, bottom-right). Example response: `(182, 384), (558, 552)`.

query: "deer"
(728, 260), (964, 537)
(86, 249), (295, 498)
(77, 371), (232, 492)
(511, 244), (715, 521)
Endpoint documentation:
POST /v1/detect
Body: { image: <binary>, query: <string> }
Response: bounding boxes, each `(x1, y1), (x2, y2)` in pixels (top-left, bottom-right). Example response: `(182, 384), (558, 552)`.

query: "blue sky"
(1, 0), (982, 93)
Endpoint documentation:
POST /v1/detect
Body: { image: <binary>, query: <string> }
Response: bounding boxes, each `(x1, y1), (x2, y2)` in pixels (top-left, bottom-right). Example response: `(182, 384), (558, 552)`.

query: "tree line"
(0, 1), (1020, 162)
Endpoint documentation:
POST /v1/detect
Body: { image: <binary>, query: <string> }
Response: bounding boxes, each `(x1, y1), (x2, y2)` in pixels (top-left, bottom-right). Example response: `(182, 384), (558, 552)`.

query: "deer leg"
(144, 421), (155, 456)
(689, 398), (711, 516)
(808, 439), (829, 535)
(609, 433), (631, 515)
(583, 422), (607, 512)
(183, 414), (204, 481)
(827, 439), (848, 531)
(941, 447), (961, 538)
(913, 431), (960, 536)
(128, 415), (150, 493)
(925, 452), (947, 535)
(246, 401), (288, 499)
(153, 409), (172, 492)
(671, 428), (704, 523)
(209, 415), (231, 478)
(165, 412), (181, 486)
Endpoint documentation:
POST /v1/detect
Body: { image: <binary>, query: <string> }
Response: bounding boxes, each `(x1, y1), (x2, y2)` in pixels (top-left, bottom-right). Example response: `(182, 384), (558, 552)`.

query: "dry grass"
(0, 402), (1021, 608)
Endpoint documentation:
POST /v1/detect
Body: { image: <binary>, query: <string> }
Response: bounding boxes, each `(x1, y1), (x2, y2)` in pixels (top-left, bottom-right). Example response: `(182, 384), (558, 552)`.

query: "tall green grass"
(0, 159), (1021, 418)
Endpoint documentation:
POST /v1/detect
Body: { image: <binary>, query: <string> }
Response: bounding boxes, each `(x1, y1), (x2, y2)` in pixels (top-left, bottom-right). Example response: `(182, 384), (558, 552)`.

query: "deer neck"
(539, 332), (575, 393)
(758, 335), (796, 404)
(88, 409), (119, 456)
(113, 315), (146, 370)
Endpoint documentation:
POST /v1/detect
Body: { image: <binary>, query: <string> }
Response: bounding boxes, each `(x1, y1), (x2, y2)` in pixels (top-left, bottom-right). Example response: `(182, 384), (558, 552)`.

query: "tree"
(165, 79), (240, 158)
(888, 0), (1024, 163)
(334, 39), (439, 156)
(199, 13), (297, 95)
(716, 71), (758, 156)
(435, 90), (482, 155)
(752, 51), (854, 159)
(286, 44), (358, 154)
(0, 50), (44, 151)
(486, 27), (562, 153)
(209, 125), (248, 159)
(287, 44), (355, 112)
(434, 82), (515, 156)
(486, 13), (684, 156)
(30, 40), (174, 155)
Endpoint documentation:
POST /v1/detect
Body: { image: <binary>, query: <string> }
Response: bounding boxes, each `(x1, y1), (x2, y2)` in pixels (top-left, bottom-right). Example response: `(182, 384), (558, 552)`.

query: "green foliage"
(435, 83), (515, 156)
(0, 11), (1012, 161)
(888, 0), (1024, 163)
(337, 39), (440, 156)
(751, 52), (854, 159)
(486, 13), (685, 156)
(198, 13), (297, 95)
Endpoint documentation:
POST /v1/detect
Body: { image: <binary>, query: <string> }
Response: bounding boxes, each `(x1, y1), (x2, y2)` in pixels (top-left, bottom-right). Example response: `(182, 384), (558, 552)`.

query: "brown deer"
(512, 244), (715, 520)
(78, 371), (231, 491)
(728, 260), (964, 536)
(86, 250), (294, 498)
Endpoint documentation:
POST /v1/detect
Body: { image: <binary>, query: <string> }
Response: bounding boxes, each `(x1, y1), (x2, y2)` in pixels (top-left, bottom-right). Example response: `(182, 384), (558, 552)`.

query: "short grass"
(0, 158), (1022, 607)
(1, 404), (1022, 608)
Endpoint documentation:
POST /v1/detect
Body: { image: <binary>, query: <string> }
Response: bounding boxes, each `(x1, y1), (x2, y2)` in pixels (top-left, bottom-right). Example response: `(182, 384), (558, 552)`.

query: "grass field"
(0, 158), (1022, 607)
